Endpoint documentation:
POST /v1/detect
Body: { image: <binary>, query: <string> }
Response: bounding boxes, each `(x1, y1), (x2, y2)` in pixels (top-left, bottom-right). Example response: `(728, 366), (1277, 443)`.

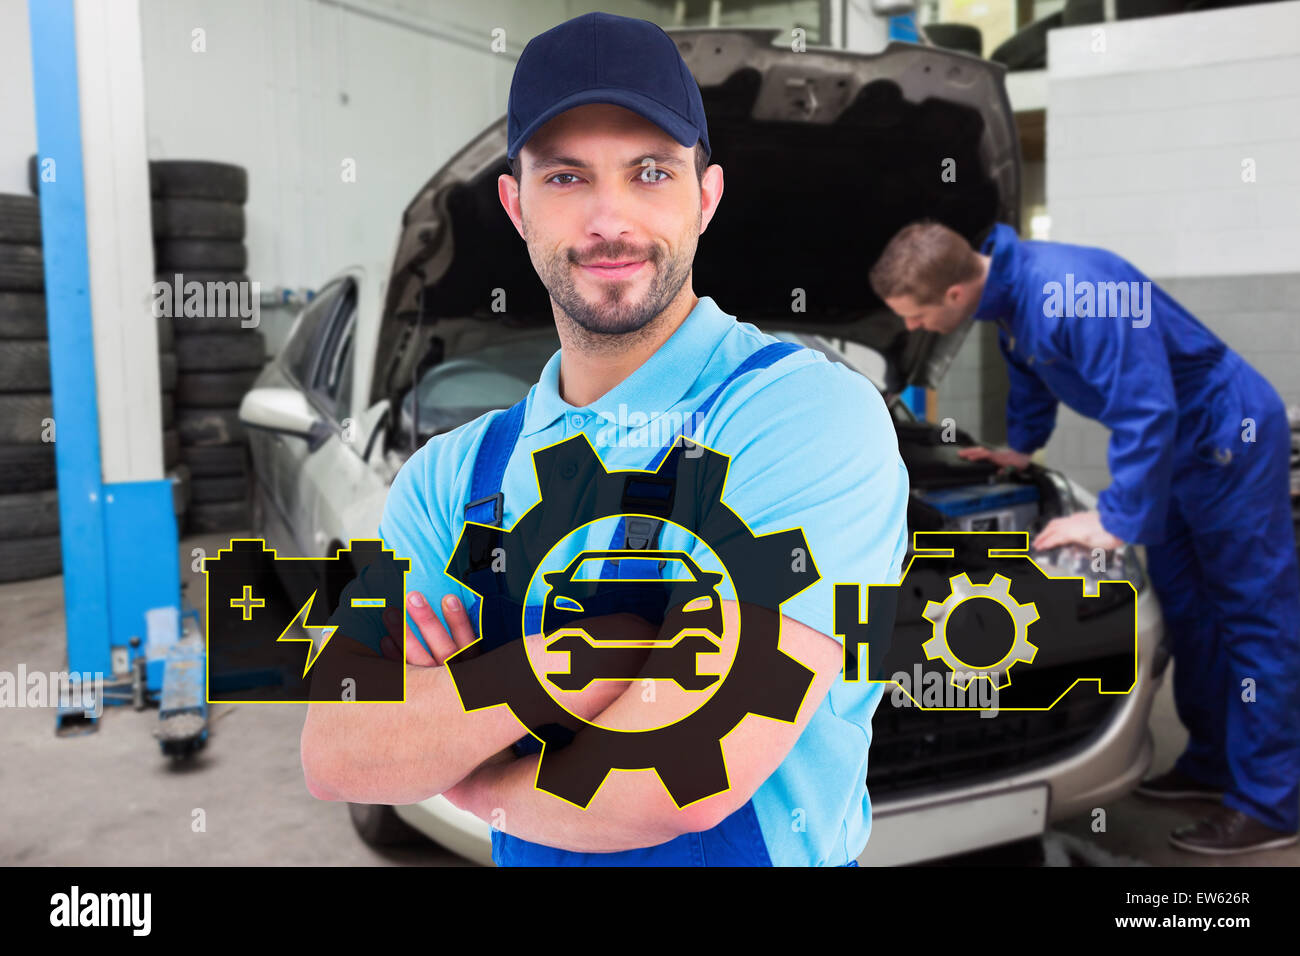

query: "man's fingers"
(441, 595), (477, 652)
(1033, 519), (1068, 551)
(959, 446), (991, 460)
(406, 592), (457, 665)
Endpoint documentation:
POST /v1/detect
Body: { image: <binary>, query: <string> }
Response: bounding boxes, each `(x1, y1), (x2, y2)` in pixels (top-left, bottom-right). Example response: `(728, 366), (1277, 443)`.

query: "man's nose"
(583, 179), (634, 244)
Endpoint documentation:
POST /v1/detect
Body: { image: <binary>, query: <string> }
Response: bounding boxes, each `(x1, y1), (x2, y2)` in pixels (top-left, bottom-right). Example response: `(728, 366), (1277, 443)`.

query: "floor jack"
(153, 604), (209, 758)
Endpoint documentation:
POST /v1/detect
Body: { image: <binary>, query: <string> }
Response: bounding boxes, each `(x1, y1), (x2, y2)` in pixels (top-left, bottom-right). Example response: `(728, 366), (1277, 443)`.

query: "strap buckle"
(464, 491), (504, 527)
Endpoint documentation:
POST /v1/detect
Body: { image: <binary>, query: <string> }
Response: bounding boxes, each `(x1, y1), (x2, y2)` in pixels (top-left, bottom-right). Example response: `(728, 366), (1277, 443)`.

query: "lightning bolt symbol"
(276, 590), (338, 677)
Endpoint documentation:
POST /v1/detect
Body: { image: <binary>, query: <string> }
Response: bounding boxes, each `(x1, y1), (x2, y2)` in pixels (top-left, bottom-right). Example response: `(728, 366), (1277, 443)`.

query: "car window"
(310, 283), (357, 422)
(399, 331), (560, 437)
(281, 280), (345, 386)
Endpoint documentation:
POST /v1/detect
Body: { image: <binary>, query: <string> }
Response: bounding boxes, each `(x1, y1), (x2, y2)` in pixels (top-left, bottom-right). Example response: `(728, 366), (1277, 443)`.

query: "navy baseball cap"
(506, 12), (710, 163)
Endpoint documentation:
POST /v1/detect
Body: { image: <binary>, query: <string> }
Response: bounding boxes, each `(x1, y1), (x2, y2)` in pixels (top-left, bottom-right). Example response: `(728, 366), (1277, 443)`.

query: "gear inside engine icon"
(921, 572), (1039, 691)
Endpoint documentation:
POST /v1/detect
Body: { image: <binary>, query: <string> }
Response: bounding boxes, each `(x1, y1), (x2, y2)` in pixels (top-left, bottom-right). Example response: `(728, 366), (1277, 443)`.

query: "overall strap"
(601, 340), (805, 569)
(463, 398), (528, 528)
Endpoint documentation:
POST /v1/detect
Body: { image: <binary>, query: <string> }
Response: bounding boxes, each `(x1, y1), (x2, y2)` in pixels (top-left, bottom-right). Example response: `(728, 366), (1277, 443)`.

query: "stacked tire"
(0, 193), (60, 583)
(152, 161), (261, 534)
(27, 156), (192, 534)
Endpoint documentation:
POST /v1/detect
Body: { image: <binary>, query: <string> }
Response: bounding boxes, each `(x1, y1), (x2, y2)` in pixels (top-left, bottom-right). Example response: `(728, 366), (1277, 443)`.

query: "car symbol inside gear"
(921, 572), (1039, 691)
(444, 435), (817, 809)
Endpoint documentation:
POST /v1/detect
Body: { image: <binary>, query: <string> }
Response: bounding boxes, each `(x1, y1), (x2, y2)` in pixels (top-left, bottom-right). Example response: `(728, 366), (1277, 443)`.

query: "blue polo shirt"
(374, 295), (910, 866)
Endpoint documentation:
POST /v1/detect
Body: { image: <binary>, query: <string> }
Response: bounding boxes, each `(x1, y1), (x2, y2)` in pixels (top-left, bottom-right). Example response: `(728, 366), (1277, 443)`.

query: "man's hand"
(957, 445), (1032, 470)
(377, 590), (642, 722)
(1032, 509), (1124, 551)
(379, 592), (473, 666)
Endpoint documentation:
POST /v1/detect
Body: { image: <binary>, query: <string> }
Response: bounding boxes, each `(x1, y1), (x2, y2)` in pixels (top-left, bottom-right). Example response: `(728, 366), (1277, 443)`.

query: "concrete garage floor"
(1, 529), (1295, 868)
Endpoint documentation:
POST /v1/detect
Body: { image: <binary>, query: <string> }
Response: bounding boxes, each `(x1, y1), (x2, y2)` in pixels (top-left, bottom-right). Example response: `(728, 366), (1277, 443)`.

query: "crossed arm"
(300, 591), (843, 852)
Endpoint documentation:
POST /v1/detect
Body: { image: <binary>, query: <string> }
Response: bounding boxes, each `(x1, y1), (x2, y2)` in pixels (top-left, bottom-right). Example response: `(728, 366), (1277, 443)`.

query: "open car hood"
(372, 30), (1020, 406)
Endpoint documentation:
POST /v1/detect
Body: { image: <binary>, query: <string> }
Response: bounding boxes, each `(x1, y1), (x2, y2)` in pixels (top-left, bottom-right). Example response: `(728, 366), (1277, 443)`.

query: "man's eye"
(638, 167), (669, 183)
(547, 173), (581, 185)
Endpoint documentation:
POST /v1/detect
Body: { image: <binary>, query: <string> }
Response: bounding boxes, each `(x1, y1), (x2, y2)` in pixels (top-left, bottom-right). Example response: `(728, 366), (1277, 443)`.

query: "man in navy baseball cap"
(497, 12), (720, 342)
(506, 12), (711, 163)
(368, 12), (910, 869)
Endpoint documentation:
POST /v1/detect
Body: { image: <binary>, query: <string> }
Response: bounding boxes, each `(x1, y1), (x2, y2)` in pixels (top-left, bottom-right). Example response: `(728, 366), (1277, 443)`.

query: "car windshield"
(400, 327), (914, 437)
(400, 330), (560, 437)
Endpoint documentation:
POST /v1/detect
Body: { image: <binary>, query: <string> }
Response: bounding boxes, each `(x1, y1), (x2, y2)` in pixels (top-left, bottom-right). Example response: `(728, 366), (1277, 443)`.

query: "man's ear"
(498, 172), (525, 239)
(698, 163), (725, 235)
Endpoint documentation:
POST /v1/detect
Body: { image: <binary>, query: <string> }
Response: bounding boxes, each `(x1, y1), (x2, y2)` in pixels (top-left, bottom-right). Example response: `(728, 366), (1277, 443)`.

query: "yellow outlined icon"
(836, 530), (1138, 711)
(443, 432), (819, 809)
(204, 538), (409, 704)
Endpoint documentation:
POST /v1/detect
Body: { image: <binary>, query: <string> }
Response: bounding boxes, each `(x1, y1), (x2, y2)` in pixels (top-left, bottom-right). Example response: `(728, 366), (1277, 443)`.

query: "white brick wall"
(1034, 3), (1300, 494)
(1045, 2), (1300, 278)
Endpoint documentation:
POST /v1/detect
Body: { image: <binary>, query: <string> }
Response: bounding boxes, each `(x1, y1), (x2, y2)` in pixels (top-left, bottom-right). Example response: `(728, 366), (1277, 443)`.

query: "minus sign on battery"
(351, 598), (386, 608)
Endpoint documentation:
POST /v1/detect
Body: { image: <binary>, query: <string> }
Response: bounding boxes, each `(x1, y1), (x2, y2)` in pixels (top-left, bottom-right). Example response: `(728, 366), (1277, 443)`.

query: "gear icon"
(921, 572), (1039, 691)
(444, 435), (816, 809)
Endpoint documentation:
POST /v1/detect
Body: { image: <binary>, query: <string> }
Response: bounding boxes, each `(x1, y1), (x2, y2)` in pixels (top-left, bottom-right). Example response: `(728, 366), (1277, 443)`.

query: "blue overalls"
(975, 223), (1300, 832)
(459, 341), (804, 865)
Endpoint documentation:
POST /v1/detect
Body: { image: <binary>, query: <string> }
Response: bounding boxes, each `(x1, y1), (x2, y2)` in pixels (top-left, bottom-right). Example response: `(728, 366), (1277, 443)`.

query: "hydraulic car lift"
(29, 0), (206, 756)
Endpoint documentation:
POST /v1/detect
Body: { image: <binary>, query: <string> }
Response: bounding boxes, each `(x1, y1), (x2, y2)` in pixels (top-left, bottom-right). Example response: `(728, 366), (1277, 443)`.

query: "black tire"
(180, 442), (248, 478)
(0, 535), (61, 583)
(151, 199), (245, 240)
(175, 368), (261, 407)
(191, 474), (249, 504)
(155, 238), (247, 272)
(163, 427), (180, 469)
(155, 270), (248, 285)
(157, 312), (174, 351)
(0, 443), (56, 492)
(175, 331), (265, 372)
(923, 23), (983, 57)
(176, 407), (245, 446)
(0, 291), (46, 339)
(0, 243), (43, 292)
(0, 195), (41, 244)
(168, 464), (191, 517)
(161, 391), (175, 429)
(187, 497), (251, 533)
(159, 351), (177, 391)
(151, 161), (248, 203)
(0, 393), (53, 443)
(171, 313), (260, 335)
(0, 488), (59, 538)
(991, 12), (1064, 70)
(0, 341), (50, 391)
(347, 803), (421, 847)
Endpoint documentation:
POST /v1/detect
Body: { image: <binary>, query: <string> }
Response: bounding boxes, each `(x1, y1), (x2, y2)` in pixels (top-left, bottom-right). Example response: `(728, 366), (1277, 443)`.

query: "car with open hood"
(241, 29), (1166, 866)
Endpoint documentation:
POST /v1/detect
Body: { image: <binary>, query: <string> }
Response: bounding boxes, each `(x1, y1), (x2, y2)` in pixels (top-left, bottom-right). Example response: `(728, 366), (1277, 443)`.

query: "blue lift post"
(890, 9), (927, 423)
(28, 0), (204, 752)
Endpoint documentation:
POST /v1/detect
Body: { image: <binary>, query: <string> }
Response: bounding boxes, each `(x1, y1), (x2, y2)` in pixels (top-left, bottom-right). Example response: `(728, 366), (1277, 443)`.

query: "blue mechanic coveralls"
(974, 222), (1300, 832)
(374, 296), (910, 865)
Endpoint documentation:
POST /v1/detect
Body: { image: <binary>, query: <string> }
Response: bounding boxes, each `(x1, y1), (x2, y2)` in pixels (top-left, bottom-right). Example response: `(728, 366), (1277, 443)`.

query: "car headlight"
(1027, 540), (1146, 595)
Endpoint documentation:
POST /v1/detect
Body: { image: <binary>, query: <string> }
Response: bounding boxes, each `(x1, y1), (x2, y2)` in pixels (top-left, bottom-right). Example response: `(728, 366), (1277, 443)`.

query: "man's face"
(498, 103), (721, 336)
(885, 286), (976, 335)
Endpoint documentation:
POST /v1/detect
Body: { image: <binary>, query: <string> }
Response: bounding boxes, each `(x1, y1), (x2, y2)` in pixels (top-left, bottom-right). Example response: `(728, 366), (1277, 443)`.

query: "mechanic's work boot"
(1134, 768), (1223, 801)
(1168, 807), (1300, 856)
